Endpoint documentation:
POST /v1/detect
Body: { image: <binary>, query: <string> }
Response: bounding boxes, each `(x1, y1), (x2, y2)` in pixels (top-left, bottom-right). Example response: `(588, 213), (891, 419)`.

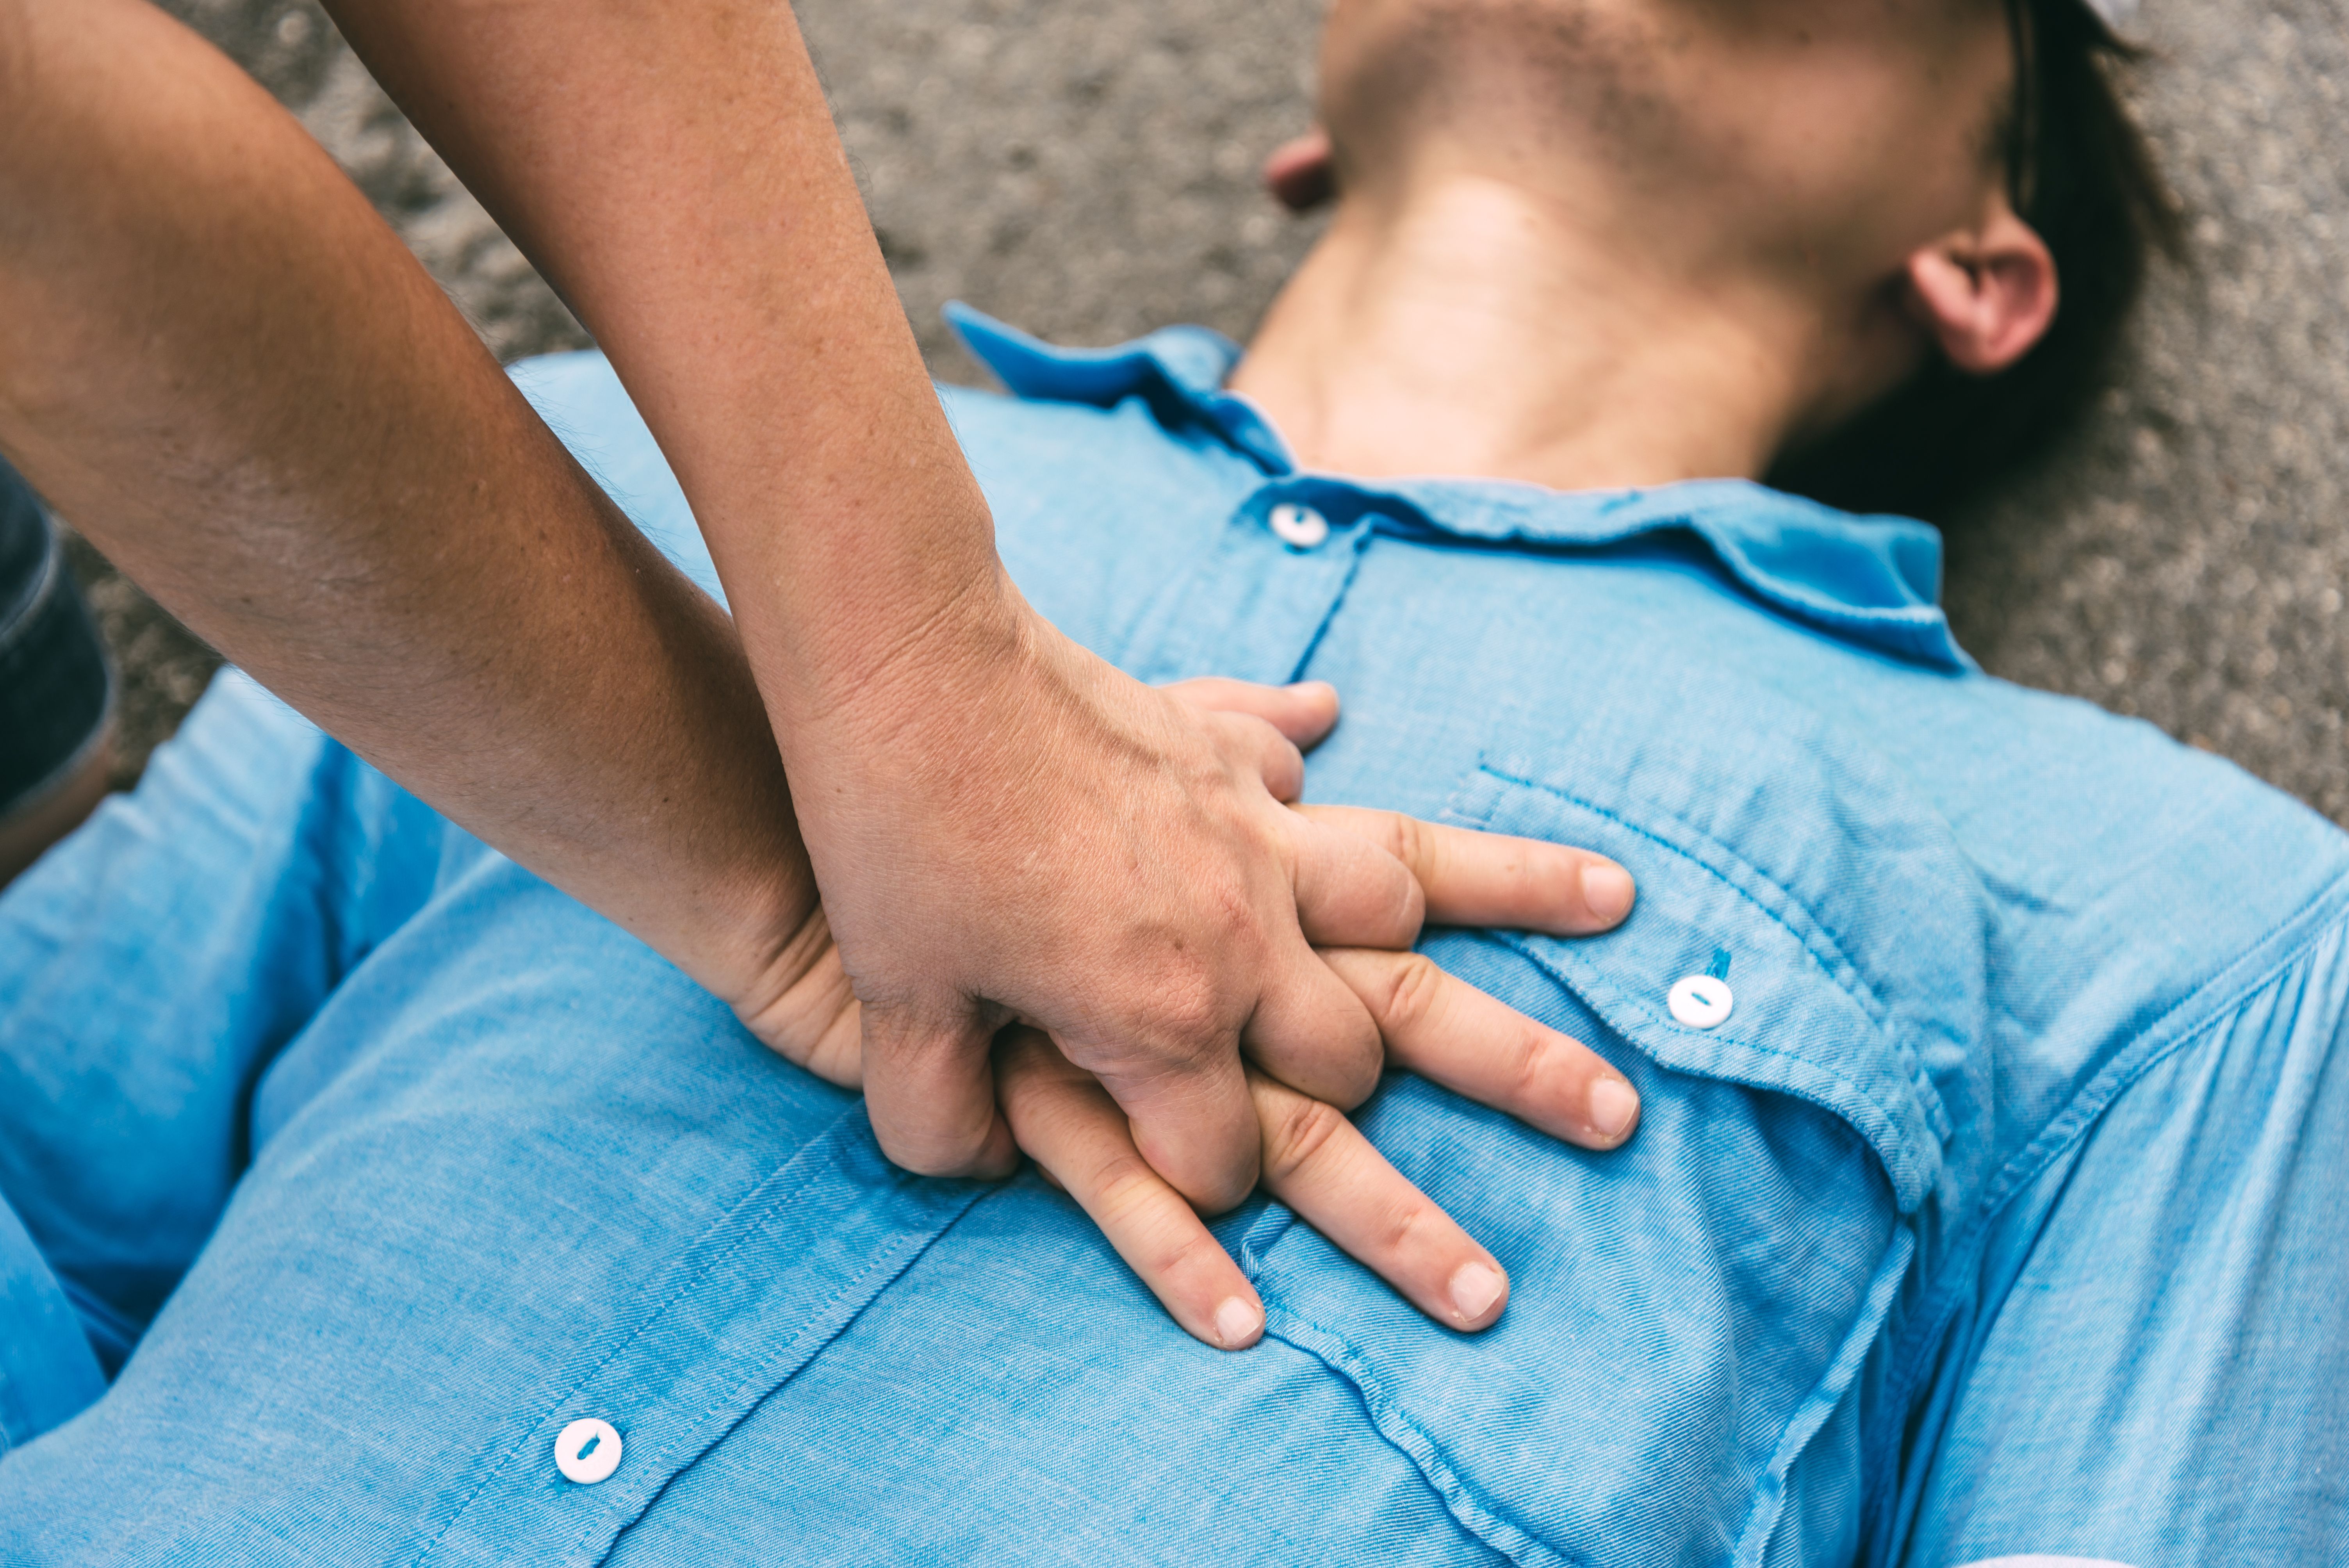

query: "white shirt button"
(1267, 503), (1330, 549)
(555, 1417), (623, 1485)
(1668, 973), (1734, 1030)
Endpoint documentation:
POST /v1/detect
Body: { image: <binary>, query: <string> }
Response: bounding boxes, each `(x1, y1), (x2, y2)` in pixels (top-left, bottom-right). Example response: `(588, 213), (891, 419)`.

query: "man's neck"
(1228, 174), (1827, 494)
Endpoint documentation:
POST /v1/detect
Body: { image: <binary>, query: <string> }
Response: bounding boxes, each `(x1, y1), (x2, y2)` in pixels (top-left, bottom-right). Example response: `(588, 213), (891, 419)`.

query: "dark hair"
(1765, 0), (2181, 522)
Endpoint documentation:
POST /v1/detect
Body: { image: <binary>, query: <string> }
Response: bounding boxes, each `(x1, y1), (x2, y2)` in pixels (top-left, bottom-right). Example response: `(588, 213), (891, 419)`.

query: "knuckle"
(1088, 1152), (1173, 1226)
(1150, 1222), (1228, 1282)
(1208, 709), (1273, 757)
(1502, 1023), (1558, 1101)
(1378, 952), (1448, 1032)
(1085, 1156), (1230, 1277)
(1373, 1194), (1444, 1258)
(1388, 813), (1434, 879)
(1260, 1094), (1348, 1183)
(1138, 1211), (1228, 1283)
(1126, 953), (1234, 1056)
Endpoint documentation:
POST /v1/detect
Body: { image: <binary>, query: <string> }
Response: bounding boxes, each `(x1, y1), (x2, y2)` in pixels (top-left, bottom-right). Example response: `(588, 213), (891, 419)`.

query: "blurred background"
(78, 0), (2349, 824)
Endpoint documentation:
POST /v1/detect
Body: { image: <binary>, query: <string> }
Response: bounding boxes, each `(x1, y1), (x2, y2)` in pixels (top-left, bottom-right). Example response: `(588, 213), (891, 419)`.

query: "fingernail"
(1449, 1261), (1507, 1325)
(1213, 1297), (1264, 1349)
(1590, 1075), (1640, 1141)
(1581, 863), (1636, 923)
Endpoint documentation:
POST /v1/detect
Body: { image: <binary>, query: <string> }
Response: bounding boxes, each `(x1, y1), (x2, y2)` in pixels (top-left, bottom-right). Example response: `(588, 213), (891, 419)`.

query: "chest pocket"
(1242, 743), (1991, 1568)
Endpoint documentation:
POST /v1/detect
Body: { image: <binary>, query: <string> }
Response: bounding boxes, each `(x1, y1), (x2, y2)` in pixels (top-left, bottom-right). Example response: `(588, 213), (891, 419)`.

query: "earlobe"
(1263, 128), (1337, 213)
(1901, 210), (2059, 375)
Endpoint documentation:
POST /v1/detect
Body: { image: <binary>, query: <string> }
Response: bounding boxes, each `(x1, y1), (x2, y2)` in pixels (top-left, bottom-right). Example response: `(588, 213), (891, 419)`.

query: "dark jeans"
(0, 461), (112, 820)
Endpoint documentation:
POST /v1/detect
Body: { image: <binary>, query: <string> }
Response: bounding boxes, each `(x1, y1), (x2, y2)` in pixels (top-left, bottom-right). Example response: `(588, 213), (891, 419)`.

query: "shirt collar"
(945, 303), (1969, 672)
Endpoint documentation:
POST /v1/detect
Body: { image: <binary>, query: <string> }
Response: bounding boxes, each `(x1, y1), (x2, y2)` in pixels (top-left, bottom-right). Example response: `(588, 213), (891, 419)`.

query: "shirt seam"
(1860, 867), (2349, 1559)
(1258, 1304), (1581, 1568)
(412, 1102), (872, 1565)
(1729, 1228), (1917, 1568)
(551, 1215), (964, 1568)
(1281, 526), (1375, 683)
(1942, 867), (2349, 1280)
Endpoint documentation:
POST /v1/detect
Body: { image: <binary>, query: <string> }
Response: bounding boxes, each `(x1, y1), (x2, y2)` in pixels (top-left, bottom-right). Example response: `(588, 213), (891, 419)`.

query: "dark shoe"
(0, 458), (116, 886)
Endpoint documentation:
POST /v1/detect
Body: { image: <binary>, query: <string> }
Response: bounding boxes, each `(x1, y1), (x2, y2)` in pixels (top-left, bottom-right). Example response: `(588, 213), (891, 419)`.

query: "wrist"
(759, 552), (1037, 738)
(663, 836), (827, 1019)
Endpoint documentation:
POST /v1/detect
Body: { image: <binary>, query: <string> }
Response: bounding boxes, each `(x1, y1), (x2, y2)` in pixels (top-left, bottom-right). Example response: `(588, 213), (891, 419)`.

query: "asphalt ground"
(76, 0), (2349, 827)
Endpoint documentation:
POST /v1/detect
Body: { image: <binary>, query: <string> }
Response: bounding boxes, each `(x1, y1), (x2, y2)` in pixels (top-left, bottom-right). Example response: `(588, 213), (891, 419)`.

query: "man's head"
(1273, 0), (2173, 519)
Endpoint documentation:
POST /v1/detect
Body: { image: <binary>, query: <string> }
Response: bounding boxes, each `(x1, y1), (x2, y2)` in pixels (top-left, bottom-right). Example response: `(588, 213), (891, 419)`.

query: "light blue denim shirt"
(3, 312), (2345, 1566)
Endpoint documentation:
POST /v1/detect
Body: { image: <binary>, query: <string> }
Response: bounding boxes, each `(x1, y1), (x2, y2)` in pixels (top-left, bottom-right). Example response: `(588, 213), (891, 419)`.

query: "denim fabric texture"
(0, 460), (111, 819)
(0, 311), (2343, 1566)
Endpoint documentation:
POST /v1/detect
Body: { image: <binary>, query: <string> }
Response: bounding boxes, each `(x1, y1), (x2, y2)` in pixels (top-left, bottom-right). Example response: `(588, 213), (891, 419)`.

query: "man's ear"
(1901, 205), (2059, 375)
(1262, 128), (1336, 213)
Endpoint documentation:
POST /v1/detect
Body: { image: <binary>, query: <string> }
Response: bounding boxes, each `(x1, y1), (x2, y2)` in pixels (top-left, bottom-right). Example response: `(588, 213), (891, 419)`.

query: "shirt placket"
(408, 1113), (990, 1568)
(1114, 479), (1380, 688)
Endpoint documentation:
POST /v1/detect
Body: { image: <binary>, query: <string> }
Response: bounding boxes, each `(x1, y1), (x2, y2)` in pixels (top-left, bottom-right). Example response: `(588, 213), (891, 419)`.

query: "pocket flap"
(1450, 758), (1951, 1213)
(1241, 745), (1993, 1566)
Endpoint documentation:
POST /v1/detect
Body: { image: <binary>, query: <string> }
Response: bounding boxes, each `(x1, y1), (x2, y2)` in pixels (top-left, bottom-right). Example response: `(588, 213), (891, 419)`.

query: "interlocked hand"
(734, 674), (1640, 1347)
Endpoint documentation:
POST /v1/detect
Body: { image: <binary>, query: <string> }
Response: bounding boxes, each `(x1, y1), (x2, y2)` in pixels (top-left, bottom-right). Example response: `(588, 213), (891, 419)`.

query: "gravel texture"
(1944, 5), (2349, 820)
(74, 0), (2349, 825)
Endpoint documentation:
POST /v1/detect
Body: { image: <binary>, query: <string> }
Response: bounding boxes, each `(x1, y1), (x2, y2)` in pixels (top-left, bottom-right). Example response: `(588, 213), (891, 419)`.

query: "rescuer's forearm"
(0, 0), (820, 1005)
(322, 0), (1011, 734)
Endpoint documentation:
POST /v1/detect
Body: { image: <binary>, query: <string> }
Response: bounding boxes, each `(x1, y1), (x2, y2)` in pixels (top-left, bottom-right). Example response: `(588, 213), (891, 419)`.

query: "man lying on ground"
(6, 0), (2343, 1563)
